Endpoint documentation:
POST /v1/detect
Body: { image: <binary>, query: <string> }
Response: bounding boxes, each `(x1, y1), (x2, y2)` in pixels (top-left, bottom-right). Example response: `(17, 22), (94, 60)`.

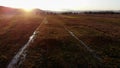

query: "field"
(0, 14), (43, 67)
(0, 13), (120, 68)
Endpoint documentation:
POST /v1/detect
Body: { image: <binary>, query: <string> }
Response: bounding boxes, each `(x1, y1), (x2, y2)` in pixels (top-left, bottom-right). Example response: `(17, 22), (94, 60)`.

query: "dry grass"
(0, 14), (120, 68)
(58, 14), (120, 67)
(0, 14), (43, 67)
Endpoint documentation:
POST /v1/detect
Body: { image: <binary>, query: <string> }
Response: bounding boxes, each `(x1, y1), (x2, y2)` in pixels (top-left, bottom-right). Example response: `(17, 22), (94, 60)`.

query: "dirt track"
(7, 17), (47, 68)
(0, 14), (120, 68)
(19, 15), (104, 68)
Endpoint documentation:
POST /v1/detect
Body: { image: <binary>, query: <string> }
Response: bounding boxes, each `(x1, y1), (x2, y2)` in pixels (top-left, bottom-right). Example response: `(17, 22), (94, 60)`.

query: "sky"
(0, 0), (120, 11)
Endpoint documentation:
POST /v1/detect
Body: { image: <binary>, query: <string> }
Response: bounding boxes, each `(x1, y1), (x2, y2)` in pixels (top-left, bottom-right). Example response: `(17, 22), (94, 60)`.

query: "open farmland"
(0, 14), (43, 67)
(57, 14), (120, 67)
(21, 14), (120, 68)
(0, 13), (120, 68)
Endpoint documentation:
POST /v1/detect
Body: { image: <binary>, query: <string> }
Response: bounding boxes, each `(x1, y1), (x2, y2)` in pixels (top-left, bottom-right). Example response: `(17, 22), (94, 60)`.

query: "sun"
(22, 8), (34, 12)
(0, 0), (81, 11)
(19, 5), (35, 12)
(7, 0), (36, 12)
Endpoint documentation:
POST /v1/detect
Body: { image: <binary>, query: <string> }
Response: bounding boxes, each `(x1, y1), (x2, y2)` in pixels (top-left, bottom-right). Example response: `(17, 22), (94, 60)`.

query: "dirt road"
(19, 15), (103, 68)
(7, 17), (47, 68)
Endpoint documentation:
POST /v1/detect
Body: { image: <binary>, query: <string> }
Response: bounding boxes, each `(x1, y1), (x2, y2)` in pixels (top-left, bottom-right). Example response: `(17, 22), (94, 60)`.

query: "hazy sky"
(0, 0), (120, 11)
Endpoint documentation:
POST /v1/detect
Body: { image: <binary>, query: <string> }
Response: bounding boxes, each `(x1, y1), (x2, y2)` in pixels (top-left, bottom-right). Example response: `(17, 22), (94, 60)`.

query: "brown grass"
(0, 14), (43, 67)
(0, 14), (120, 68)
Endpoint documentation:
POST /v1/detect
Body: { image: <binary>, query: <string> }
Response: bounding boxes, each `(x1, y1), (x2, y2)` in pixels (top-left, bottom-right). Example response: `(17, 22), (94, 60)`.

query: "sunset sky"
(0, 0), (120, 11)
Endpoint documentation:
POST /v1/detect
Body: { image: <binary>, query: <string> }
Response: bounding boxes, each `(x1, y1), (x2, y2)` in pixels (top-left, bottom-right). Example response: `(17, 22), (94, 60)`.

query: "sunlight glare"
(0, 0), (80, 11)
(22, 8), (34, 12)
(1, 0), (120, 11)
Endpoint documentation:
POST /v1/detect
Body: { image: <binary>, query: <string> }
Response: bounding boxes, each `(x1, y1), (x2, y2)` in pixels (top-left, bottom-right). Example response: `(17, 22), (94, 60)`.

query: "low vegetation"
(0, 14), (43, 67)
(0, 11), (120, 68)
